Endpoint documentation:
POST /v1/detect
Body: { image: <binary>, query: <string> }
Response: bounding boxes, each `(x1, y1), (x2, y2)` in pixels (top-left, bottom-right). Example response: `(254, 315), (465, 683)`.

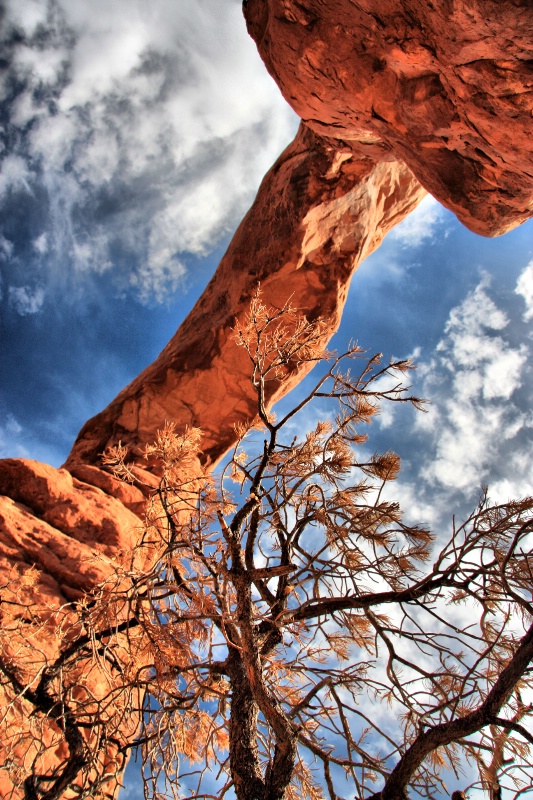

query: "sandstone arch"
(1, 0), (532, 795)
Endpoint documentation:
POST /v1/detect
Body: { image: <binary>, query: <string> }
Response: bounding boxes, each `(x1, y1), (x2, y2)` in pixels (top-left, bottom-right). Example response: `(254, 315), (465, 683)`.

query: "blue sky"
(1, 1), (533, 797)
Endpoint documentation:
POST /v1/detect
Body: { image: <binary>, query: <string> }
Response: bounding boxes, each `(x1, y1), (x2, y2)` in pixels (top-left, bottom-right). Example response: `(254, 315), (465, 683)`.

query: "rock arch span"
(1, 0), (532, 795)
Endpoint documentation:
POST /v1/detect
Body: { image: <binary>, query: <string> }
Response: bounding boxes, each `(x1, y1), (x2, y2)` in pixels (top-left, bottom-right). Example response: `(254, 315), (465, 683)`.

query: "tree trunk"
(227, 650), (267, 800)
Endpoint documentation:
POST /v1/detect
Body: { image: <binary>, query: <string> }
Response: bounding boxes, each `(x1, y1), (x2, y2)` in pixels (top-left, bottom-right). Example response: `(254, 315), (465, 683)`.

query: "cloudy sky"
(1, 0), (533, 797)
(0, 0), (297, 465)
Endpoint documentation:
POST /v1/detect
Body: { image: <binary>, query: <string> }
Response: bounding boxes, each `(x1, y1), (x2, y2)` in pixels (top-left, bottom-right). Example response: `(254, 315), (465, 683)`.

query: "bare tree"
(1, 292), (533, 800)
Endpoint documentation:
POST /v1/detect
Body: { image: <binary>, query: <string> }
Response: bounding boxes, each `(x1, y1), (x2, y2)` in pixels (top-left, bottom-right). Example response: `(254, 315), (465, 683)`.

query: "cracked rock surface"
(245, 0), (533, 235)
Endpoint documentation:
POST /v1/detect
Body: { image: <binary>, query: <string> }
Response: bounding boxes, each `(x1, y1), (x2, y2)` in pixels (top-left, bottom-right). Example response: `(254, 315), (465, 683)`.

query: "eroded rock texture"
(66, 124), (424, 470)
(0, 459), (145, 796)
(1, 0), (533, 795)
(245, 0), (533, 236)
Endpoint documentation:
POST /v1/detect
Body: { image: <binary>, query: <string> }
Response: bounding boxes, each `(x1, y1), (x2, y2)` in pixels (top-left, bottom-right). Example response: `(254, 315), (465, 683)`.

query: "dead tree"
(2, 292), (533, 800)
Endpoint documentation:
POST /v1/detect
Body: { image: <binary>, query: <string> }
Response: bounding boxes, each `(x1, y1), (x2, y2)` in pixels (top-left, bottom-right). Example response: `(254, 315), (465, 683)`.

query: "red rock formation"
(2, 1), (533, 794)
(0, 458), (146, 587)
(244, 0), (533, 236)
(0, 459), (144, 796)
(65, 123), (424, 470)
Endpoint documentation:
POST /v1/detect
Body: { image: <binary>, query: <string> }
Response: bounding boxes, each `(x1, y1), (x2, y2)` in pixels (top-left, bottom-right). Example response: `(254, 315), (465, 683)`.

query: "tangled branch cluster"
(1, 291), (533, 800)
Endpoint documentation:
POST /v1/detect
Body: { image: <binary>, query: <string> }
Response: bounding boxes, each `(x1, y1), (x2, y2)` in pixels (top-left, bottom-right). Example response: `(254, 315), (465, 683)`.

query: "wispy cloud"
(388, 194), (446, 248)
(1, 0), (297, 304)
(0, 413), (29, 459)
(515, 259), (533, 322)
(417, 274), (528, 490)
(377, 266), (533, 532)
(8, 284), (46, 315)
(0, 154), (33, 197)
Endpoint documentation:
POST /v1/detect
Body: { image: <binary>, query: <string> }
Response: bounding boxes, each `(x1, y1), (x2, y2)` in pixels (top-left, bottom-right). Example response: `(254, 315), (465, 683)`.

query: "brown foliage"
(2, 291), (533, 800)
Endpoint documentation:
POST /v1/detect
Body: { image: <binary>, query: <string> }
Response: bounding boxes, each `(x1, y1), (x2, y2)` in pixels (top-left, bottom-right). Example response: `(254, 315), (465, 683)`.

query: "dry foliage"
(1, 291), (533, 800)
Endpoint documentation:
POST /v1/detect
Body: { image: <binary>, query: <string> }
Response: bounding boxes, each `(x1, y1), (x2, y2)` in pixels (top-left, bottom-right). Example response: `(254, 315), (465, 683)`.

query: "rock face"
(0, 459), (145, 796)
(65, 123), (424, 470)
(0, 459), (144, 588)
(244, 0), (533, 236)
(1, 1), (533, 796)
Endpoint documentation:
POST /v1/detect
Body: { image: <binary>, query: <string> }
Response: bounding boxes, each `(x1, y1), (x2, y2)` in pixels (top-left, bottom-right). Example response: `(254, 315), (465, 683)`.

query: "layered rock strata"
(0, 459), (145, 796)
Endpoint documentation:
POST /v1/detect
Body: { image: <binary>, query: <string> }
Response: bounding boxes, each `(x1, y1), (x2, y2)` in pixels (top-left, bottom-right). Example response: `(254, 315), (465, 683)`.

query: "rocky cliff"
(1, 0), (532, 795)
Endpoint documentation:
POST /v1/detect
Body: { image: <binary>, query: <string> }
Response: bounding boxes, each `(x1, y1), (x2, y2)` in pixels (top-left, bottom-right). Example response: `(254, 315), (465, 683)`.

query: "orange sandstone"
(2, 1), (533, 794)
(244, 0), (533, 236)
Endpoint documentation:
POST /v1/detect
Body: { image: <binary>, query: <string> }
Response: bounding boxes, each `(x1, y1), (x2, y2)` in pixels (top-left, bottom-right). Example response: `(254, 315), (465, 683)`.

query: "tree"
(1, 291), (533, 800)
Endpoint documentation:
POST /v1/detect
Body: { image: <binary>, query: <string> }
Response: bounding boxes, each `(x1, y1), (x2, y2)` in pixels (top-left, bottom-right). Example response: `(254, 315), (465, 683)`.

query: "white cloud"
(0, 154), (33, 197)
(73, 129), (120, 187)
(12, 43), (66, 88)
(5, 0), (49, 38)
(28, 113), (80, 173)
(425, 400), (524, 490)
(442, 272), (508, 337)
(0, 414), (29, 459)
(0, 235), (14, 259)
(33, 233), (49, 255)
(433, 274), (526, 402)
(9, 285), (46, 315)
(380, 478), (441, 529)
(2, 0), (298, 303)
(490, 437), (533, 502)
(388, 194), (446, 247)
(409, 275), (530, 494)
(70, 234), (113, 275)
(515, 260), (533, 321)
